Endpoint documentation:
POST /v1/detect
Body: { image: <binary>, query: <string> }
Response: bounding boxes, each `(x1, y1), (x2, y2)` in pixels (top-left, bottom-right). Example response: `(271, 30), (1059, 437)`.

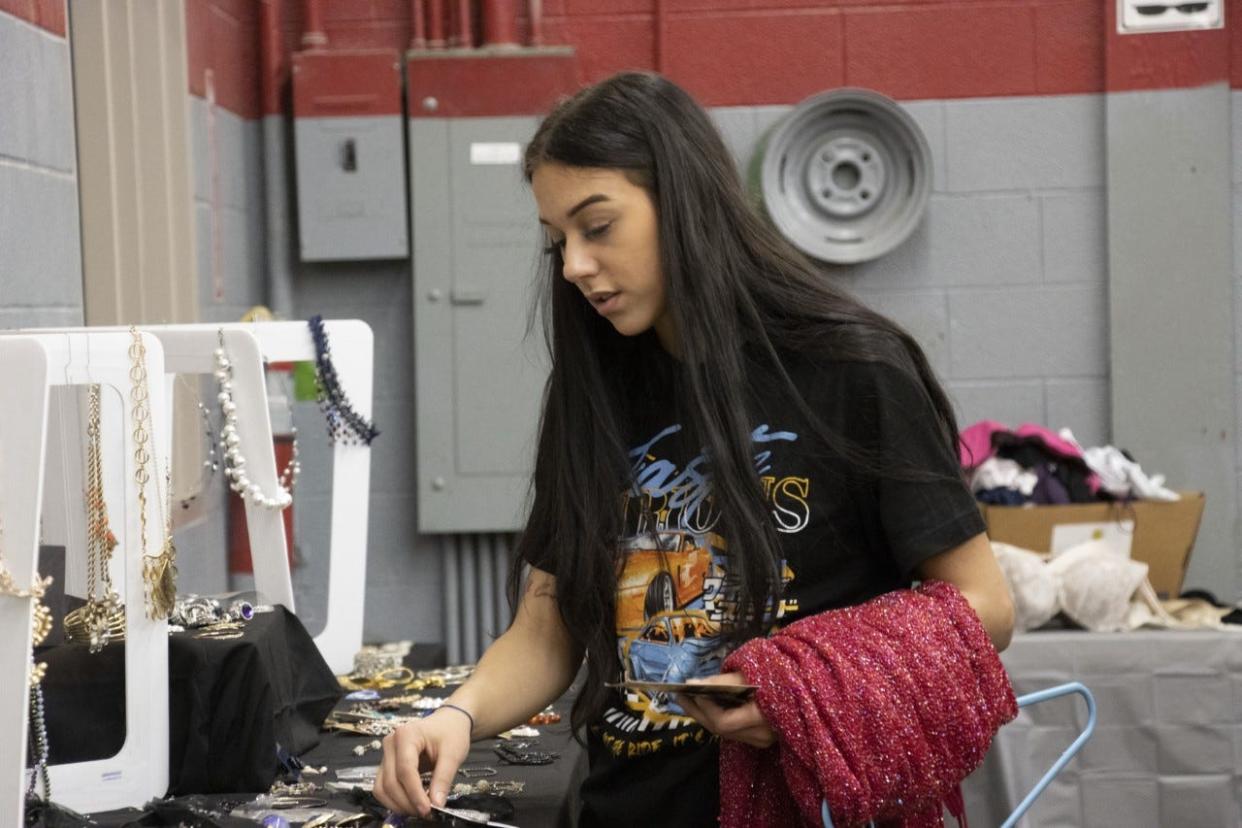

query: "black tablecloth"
(38, 606), (342, 794)
(33, 616), (584, 827)
(70, 687), (584, 827)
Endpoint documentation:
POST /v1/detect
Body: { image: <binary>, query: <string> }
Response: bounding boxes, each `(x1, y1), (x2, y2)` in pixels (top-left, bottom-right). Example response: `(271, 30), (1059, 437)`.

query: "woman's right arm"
(374, 567), (582, 818)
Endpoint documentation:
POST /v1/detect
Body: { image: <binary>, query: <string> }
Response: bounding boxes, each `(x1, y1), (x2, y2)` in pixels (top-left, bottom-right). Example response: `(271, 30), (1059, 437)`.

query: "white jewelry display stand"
(0, 332), (171, 821)
(0, 320), (372, 820)
(18, 321), (374, 674)
(153, 320), (374, 675)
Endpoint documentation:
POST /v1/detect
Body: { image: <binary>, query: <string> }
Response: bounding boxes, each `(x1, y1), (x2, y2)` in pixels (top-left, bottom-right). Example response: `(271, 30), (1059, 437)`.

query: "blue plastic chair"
(821, 682), (1097, 828)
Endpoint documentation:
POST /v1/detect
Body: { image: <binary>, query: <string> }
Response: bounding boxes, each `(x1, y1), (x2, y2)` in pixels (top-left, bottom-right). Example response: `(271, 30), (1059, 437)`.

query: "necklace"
(0, 474), (53, 800)
(129, 329), (177, 620)
(27, 681), (50, 800)
(0, 511), (54, 655)
(213, 331), (299, 510)
(308, 315), (379, 445)
(177, 376), (220, 510)
(63, 384), (126, 650)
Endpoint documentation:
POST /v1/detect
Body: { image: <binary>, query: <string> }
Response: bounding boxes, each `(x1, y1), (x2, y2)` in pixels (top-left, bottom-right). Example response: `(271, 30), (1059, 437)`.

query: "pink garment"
(958, 420), (1007, 470)
(1012, 423), (1084, 464)
(959, 421), (1087, 471)
(719, 581), (1017, 828)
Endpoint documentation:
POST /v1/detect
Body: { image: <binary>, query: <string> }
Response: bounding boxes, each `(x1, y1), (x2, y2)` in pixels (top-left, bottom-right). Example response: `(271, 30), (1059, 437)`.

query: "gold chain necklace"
(129, 329), (177, 619)
(0, 473), (53, 686)
(64, 384), (125, 651)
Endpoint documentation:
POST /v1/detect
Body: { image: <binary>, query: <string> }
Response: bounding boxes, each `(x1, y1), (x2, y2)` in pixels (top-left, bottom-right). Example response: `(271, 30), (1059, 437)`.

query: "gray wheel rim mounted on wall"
(752, 88), (932, 265)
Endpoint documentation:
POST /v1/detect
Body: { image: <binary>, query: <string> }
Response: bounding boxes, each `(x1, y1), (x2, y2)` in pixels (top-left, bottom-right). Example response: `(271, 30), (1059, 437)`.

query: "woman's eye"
(584, 222), (612, 241)
(543, 238), (566, 255)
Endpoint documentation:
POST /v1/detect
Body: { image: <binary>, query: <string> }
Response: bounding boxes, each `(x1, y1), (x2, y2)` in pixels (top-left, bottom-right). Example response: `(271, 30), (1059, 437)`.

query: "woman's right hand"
(374, 707), (473, 817)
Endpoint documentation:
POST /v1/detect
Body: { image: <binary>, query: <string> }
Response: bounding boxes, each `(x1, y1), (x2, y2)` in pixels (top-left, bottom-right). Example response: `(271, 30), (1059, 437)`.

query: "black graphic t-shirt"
(561, 341), (987, 828)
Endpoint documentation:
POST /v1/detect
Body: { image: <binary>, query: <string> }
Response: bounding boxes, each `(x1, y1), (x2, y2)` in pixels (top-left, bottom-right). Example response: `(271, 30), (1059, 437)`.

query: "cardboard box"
(980, 491), (1206, 600)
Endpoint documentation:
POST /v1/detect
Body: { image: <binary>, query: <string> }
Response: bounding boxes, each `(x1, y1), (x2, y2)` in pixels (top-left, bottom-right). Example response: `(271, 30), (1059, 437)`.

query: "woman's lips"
(589, 291), (621, 315)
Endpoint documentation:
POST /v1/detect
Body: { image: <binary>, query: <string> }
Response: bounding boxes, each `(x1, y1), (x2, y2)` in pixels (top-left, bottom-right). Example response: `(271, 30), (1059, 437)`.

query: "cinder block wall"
(0, 8), (82, 329)
(1235, 89), (1242, 563)
(714, 96), (1110, 448)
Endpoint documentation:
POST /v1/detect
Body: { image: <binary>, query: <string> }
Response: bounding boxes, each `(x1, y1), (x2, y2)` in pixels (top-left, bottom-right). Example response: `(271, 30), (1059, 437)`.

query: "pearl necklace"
(213, 338), (300, 510)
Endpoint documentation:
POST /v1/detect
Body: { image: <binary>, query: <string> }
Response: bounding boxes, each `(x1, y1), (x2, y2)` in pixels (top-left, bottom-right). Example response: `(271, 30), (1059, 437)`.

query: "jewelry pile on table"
(167, 593), (266, 641)
(302, 650), (568, 825)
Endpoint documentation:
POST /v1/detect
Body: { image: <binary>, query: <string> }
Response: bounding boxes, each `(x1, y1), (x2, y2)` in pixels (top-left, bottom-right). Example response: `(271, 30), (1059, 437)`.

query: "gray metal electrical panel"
(295, 114), (409, 261)
(411, 117), (547, 532)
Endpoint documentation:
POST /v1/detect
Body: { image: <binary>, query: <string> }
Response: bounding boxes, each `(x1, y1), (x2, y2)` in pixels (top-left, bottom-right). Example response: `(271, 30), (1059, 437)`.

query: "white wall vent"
(1118, 0), (1223, 34)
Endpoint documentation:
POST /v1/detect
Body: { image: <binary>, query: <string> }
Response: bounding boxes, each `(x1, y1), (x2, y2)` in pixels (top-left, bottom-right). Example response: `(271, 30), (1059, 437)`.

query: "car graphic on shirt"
(623, 609), (724, 686)
(615, 532), (723, 632)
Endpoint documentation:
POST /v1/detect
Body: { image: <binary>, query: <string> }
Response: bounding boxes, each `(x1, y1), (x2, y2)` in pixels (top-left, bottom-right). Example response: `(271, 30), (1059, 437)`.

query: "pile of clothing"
(959, 420), (1179, 506)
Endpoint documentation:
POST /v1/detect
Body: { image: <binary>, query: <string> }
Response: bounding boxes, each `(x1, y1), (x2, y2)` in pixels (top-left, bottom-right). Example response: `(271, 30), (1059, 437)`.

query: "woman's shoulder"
(773, 326), (919, 387)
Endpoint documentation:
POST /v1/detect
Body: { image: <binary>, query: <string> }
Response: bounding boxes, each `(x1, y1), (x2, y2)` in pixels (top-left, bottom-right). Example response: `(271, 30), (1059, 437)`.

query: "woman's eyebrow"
(566, 193), (610, 218)
(538, 193), (612, 226)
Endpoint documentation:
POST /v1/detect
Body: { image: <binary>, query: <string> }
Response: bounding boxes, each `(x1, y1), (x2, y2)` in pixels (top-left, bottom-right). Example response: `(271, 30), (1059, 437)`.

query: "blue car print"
(624, 610), (723, 685)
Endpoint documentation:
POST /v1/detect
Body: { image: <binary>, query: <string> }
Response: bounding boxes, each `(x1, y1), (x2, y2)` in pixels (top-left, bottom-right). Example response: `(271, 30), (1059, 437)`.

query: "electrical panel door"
(412, 117), (546, 532)
(293, 50), (409, 261)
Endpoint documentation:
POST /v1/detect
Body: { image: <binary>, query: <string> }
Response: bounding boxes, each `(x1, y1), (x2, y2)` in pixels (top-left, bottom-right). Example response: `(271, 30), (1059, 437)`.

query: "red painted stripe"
(565, 15), (654, 83)
(182, 0), (1242, 121)
(0, 0), (66, 37)
(1234, 0), (1242, 89)
(845, 5), (1038, 100)
(665, 10), (845, 106)
(187, 0), (261, 120)
(1035, 2), (1105, 94)
(294, 49), (404, 117)
(1105, 0), (1229, 92)
(407, 51), (578, 117)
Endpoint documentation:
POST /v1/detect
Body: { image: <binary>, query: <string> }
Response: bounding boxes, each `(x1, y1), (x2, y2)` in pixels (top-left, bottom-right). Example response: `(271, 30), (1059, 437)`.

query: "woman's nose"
(560, 237), (598, 282)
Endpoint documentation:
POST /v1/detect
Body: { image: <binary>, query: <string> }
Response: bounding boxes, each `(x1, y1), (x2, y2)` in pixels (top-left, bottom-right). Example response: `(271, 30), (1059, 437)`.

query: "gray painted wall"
(0, 11), (82, 329)
(1108, 84), (1236, 601)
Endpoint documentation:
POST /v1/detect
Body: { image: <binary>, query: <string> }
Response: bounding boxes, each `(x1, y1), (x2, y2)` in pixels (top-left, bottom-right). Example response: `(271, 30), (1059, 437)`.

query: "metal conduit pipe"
(409, 0), (427, 49)
(259, 0), (294, 318)
(479, 535), (496, 657)
(427, 0), (447, 49)
(301, 0), (328, 49)
(482, 0), (520, 48)
(494, 534), (510, 630)
(451, 0), (473, 47)
(527, 0), (542, 47)
(444, 536), (462, 665)
(461, 536), (479, 664)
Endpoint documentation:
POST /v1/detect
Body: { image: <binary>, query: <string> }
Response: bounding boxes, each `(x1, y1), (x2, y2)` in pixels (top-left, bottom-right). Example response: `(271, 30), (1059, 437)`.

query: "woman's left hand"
(675, 672), (777, 749)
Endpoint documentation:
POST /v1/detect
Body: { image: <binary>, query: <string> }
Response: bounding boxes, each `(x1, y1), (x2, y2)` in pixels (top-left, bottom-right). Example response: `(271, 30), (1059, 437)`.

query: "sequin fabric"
(719, 580), (1017, 828)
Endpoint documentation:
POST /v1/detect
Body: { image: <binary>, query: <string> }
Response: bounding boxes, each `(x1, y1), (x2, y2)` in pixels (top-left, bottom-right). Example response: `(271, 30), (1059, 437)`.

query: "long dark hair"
(511, 72), (961, 737)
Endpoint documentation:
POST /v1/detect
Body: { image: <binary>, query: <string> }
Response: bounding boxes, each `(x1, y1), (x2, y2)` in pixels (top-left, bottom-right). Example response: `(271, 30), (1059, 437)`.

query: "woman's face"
(531, 163), (675, 351)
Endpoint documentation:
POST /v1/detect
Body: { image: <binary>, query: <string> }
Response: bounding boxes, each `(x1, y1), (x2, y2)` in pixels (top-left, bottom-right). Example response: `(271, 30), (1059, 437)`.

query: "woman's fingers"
(376, 731), (417, 815)
(427, 735), (470, 807)
(375, 712), (475, 817)
(375, 724), (433, 817)
(675, 691), (777, 748)
(392, 725), (435, 817)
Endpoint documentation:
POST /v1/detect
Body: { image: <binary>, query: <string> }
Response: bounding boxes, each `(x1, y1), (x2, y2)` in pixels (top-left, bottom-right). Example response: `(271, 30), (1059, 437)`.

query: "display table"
(69, 629), (1242, 826)
(963, 628), (1242, 827)
(40, 606), (342, 796)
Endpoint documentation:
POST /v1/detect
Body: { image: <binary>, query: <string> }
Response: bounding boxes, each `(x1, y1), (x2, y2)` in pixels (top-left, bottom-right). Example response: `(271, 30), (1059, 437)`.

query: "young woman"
(375, 71), (1014, 827)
